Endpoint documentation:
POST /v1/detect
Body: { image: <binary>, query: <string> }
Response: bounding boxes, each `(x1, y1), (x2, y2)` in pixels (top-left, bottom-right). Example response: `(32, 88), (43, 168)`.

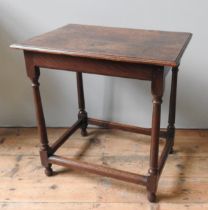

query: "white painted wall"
(0, 0), (207, 128)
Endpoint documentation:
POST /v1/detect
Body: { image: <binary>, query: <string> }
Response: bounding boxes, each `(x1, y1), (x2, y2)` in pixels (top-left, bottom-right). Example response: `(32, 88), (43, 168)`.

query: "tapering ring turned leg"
(76, 72), (88, 136)
(147, 95), (162, 202)
(29, 65), (53, 176)
(147, 69), (164, 202)
(167, 67), (179, 154)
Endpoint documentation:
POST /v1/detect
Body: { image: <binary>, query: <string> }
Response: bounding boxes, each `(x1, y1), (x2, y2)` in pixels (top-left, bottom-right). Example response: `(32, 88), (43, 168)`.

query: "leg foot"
(169, 147), (174, 154)
(81, 129), (88, 137)
(147, 192), (157, 202)
(45, 165), (53, 176)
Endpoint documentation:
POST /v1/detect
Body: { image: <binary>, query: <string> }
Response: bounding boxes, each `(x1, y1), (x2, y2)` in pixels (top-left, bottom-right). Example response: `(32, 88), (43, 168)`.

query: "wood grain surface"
(11, 24), (192, 67)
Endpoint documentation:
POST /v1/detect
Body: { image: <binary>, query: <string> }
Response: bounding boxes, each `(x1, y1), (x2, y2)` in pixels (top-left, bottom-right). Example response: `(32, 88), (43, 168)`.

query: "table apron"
(24, 51), (159, 81)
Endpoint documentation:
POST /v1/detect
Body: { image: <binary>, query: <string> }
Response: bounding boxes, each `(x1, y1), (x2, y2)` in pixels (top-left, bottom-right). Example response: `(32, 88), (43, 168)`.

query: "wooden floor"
(0, 128), (208, 210)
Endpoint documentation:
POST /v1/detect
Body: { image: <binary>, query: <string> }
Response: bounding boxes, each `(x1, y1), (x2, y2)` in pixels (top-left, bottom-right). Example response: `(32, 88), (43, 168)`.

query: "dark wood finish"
(147, 69), (164, 202)
(23, 51), (155, 81)
(76, 72), (88, 136)
(25, 65), (53, 176)
(88, 117), (167, 138)
(49, 155), (147, 186)
(158, 135), (173, 176)
(50, 119), (82, 154)
(11, 24), (192, 203)
(11, 24), (192, 67)
(167, 67), (179, 153)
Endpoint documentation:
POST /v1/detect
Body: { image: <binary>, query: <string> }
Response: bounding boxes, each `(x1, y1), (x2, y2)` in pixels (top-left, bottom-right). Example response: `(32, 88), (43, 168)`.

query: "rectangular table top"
(11, 24), (192, 67)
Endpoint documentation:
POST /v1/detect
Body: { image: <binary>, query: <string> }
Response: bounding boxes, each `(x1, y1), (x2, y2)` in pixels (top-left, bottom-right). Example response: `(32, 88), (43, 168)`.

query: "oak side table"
(11, 24), (192, 202)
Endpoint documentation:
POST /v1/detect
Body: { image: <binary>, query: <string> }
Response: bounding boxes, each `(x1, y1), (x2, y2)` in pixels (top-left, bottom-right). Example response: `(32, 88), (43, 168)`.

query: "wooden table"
(11, 24), (192, 202)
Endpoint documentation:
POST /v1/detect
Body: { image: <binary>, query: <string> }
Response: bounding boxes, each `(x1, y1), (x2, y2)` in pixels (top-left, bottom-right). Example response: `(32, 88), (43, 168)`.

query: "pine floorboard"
(0, 128), (208, 210)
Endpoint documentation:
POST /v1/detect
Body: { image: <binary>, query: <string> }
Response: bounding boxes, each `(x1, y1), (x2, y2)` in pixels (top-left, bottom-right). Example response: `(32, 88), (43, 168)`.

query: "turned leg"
(167, 67), (179, 154)
(76, 72), (88, 136)
(27, 63), (53, 176)
(147, 69), (164, 202)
